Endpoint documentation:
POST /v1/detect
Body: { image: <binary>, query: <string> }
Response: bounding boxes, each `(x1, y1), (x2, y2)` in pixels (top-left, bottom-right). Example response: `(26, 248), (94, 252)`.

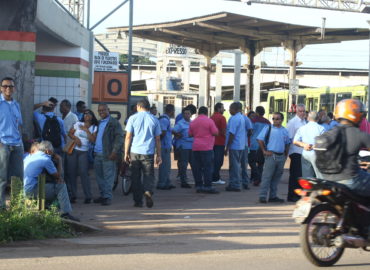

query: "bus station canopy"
(108, 2), (370, 52)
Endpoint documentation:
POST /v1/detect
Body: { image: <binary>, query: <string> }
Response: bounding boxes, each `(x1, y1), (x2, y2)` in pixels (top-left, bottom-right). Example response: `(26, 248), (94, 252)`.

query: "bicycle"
(113, 160), (132, 195)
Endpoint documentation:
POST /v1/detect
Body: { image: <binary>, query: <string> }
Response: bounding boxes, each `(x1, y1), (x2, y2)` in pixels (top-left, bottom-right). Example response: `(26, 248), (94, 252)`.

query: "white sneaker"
(213, 180), (226, 185)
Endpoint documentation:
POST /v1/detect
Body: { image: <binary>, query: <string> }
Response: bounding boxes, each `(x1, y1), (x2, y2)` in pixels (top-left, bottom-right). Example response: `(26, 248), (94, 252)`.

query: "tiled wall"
(34, 76), (88, 114)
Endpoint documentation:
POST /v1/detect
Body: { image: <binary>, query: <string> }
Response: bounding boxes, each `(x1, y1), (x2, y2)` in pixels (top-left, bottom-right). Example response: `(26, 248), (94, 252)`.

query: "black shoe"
(253, 181), (260, 187)
(134, 202), (143, 208)
(144, 191), (153, 208)
(181, 183), (192, 188)
(225, 186), (241, 192)
(196, 188), (203, 193)
(243, 184), (250, 190)
(259, 197), (267, 203)
(61, 213), (80, 222)
(84, 198), (91, 204)
(168, 184), (176, 189)
(101, 198), (112, 206)
(70, 197), (77, 204)
(287, 197), (299, 203)
(93, 197), (104, 203)
(202, 189), (219, 194)
(268, 197), (284, 203)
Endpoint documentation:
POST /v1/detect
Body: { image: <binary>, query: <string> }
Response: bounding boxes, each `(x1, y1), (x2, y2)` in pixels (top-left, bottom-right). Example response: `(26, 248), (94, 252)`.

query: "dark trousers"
(288, 153), (302, 201)
(248, 150), (264, 184)
(191, 150), (214, 189)
(212, 145), (225, 181)
(130, 153), (155, 204)
(179, 148), (192, 183)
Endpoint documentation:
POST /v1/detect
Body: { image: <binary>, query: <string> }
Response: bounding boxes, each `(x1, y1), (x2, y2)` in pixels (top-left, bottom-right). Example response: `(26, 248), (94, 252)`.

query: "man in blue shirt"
(33, 98), (66, 156)
(74, 100), (86, 121)
(173, 108), (193, 188)
(157, 104), (175, 190)
(240, 110), (253, 190)
(0, 77), (24, 209)
(257, 112), (290, 203)
(293, 111), (325, 178)
(93, 103), (123, 206)
(125, 99), (162, 208)
(248, 106), (271, 186)
(225, 102), (247, 192)
(23, 141), (79, 221)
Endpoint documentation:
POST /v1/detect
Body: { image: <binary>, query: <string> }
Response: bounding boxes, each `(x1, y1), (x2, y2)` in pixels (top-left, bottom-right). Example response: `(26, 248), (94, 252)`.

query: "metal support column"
(215, 55), (222, 103)
(233, 51), (241, 102)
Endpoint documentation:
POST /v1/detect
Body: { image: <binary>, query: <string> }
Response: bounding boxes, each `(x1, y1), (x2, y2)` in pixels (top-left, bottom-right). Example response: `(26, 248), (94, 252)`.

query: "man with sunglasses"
(0, 77), (24, 209)
(257, 112), (290, 203)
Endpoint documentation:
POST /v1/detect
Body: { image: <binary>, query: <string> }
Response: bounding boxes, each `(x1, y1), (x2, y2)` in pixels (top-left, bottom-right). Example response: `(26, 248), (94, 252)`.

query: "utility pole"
(60, 0), (85, 24)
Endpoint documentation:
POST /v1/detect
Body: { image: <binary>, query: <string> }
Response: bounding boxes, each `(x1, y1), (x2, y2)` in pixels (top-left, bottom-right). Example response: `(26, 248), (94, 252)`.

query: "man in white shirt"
(60, 99), (78, 141)
(286, 104), (306, 202)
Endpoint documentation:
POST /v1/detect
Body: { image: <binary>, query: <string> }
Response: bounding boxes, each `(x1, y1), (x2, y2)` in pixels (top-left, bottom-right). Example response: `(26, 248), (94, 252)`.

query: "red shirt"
(189, 115), (218, 151)
(211, 112), (226, 146)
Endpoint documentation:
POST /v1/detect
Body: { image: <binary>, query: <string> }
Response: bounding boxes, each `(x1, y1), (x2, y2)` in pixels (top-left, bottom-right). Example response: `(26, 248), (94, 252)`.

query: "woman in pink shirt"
(189, 106), (219, 194)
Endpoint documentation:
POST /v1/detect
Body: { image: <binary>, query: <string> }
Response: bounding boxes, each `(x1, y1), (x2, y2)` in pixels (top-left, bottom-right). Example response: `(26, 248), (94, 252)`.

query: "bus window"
(308, 98), (319, 111)
(275, 99), (286, 112)
(320, 93), (335, 112)
(269, 96), (274, 114)
(336, 93), (352, 103)
(297, 95), (306, 105)
(353, 96), (363, 102)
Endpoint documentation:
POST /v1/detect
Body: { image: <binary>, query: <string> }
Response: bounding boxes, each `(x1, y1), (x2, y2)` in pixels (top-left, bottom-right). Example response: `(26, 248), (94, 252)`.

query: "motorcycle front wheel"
(300, 204), (344, 267)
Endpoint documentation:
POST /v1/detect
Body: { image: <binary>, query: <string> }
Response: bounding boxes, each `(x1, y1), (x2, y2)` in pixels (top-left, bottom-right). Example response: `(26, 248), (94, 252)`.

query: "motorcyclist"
(320, 99), (370, 197)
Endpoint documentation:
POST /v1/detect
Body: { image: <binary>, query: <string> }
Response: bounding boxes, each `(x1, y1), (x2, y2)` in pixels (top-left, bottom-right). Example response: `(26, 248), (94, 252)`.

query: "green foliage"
(119, 54), (155, 65)
(0, 194), (72, 243)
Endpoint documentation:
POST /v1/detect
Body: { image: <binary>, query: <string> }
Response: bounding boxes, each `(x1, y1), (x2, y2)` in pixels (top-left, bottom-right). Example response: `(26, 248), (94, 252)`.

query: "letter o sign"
(107, 79), (122, 96)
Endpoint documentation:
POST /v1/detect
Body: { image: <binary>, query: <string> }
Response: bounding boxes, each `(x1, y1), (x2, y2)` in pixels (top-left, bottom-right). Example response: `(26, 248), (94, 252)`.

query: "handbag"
(63, 140), (76, 155)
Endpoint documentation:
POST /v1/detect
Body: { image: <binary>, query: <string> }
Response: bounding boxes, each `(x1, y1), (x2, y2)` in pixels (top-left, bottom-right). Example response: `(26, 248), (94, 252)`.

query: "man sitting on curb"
(23, 141), (79, 221)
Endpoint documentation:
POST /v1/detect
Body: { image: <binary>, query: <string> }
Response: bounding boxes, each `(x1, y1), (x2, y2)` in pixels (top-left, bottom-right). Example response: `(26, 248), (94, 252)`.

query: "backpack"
(42, 115), (62, 148)
(314, 125), (347, 174)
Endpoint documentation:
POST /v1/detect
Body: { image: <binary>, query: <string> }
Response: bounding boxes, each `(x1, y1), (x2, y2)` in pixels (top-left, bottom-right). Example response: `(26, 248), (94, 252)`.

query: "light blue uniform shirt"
(33, 111), (66, 146)
(125, 111), (161, 155)
(257, 125), (290, 153)
(243, 115), (253, 147)
(321, 123), (331, 132)
(23, 151), (57, 193)
(226, 112), (246, 151)
(173, 118), (193, 150)
(329, 120), (339, 130)
(159, 114), (172, 149)
(94, 116), (110, 153)
(294, 121), (325, 155)
(250, 121), (269, 151)
(0, 94), (23, 145)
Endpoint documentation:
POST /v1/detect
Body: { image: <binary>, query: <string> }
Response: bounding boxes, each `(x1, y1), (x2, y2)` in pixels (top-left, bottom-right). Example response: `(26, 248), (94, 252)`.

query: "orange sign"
(93, 72), (128, 102)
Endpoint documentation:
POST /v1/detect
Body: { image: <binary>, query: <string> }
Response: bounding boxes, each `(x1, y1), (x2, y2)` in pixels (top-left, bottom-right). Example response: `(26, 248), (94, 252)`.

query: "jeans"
(288, 153), (302, 201)
(228, 149), (244, 189)
(259, 154), (286, 199)
(94, 153), (117, 199)
(66, 149), (91, 200)
(301, 151), (323, 179)
(130, 153), (155, 204)
(338, 170), (370, 197)
(157, 148), (171, 188)
(0, 144), (24, 208)
(248, 150), (264, 183)
(240, 146), (250, 186)
(179, 148), (192, 183)
(212, 145), (225, 181)
(27, 182), (72, 214)
(191, 150), (214, 189)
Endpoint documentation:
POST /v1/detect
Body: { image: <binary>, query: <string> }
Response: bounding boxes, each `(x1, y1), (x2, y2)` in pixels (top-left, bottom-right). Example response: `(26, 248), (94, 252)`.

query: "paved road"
(0, 168), (369, 270)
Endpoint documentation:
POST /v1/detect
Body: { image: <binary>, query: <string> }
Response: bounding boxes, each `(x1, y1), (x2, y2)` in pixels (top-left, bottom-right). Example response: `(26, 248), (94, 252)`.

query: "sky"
(86, 0), (370, 69)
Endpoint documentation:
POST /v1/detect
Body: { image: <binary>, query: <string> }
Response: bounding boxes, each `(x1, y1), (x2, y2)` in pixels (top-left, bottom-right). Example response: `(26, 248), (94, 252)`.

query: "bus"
(266, 85), (368, 125)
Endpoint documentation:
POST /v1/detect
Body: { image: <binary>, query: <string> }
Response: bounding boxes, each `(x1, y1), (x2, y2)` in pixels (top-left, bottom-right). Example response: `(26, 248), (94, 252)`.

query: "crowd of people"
(1, 76), (370, 222)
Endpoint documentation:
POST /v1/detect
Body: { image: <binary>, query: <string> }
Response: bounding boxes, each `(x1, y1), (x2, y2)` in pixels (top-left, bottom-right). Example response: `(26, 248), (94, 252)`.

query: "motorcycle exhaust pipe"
(335, 235), (368, 248)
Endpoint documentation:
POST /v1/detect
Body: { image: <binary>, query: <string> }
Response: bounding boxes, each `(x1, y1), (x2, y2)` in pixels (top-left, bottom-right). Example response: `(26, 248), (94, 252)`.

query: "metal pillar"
(233, 51), (241, 102)
(368, 21), (370, 120)
(127, 0), (133, 112)
(253, 52), (261, 109)
(215, 55), (222, 103)
(183, 59), (190, 92)
(244, 44), (256, 111)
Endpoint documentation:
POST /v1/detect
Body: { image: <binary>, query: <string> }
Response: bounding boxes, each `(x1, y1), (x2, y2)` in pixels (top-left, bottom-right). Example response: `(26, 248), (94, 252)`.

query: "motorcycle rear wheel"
(300, 204), (344, 267)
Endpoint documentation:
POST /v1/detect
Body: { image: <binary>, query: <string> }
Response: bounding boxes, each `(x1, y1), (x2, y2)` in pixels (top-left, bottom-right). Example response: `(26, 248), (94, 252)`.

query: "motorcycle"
(292, 177), (370, 266)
